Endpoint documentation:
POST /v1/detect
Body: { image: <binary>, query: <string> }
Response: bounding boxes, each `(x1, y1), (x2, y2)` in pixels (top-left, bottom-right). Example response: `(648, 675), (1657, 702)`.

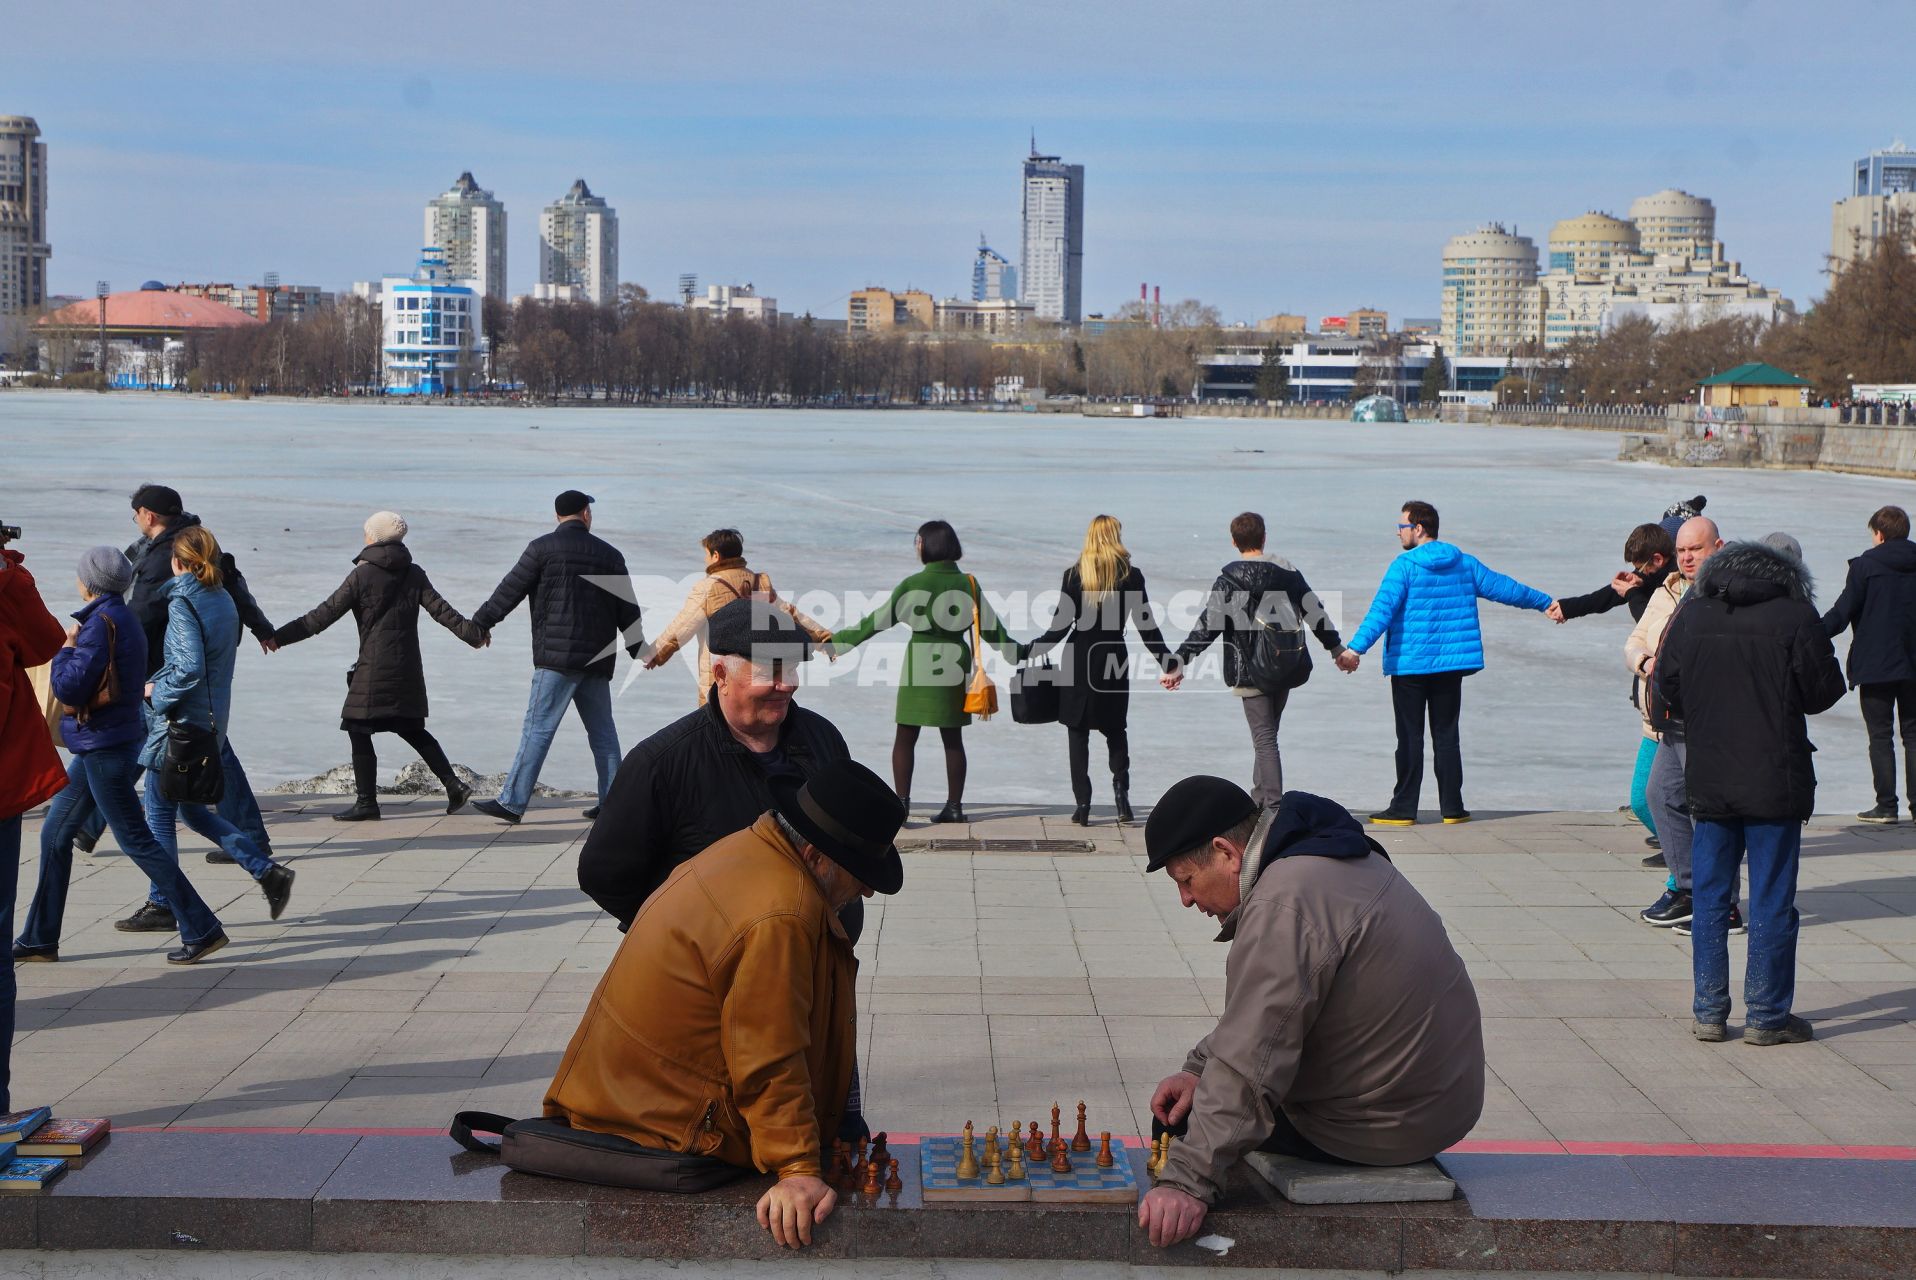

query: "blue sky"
(7, 0), (1911, 324)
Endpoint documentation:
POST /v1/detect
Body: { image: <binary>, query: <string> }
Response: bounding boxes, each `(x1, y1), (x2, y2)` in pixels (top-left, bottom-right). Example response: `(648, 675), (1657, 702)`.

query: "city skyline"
(4, 0), (1915, 324)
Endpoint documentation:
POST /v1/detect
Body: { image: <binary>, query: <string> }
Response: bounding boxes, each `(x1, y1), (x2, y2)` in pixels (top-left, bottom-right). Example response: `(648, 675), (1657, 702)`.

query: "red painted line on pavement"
(111, 1127), (1916, 1160)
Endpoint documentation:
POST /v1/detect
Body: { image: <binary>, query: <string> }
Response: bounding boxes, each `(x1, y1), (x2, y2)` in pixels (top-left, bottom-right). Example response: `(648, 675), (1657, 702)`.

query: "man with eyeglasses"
(1336, 500), (1551, 825)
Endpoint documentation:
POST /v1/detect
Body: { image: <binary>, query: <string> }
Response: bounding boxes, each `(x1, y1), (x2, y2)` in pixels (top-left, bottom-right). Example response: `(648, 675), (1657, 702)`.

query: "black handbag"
(1010, 657), (1061, 724)
(155, 598), (226, 806)
(160, 721), (225, 805)
(450, 1111), (748, 1193)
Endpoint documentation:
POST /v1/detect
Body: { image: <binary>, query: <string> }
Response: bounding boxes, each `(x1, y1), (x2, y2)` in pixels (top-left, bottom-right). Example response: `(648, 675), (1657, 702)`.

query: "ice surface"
(2, 391), (1894, 811)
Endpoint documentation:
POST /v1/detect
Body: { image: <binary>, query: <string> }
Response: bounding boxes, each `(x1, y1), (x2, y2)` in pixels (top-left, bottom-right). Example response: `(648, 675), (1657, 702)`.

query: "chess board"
(918, 1135), (1141, 1204)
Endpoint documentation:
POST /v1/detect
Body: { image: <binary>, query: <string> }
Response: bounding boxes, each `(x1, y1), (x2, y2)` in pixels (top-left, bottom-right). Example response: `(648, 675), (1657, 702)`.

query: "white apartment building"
(1440, 223), (1541, 357)
(1629, 189), (1715, 259)
(932, 297), (1034, 335)
(688, 283), (778, 324)
(425, 171), (507, 302)
(0, 115), (50, 315)
(539, 179), (618, 306)
(380, 248), (485, 395)
(1020, 149), (1083, 323)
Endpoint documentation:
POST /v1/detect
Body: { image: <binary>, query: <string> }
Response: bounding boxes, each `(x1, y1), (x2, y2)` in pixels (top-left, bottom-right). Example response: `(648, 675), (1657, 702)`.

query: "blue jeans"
(19, 744), (225, 949)
(142, 765), (276, 907)
(496, 669), (621, 814)
(1691, 818), (1801, 1029)
(69, 737), (273, 856)
(0, 813), (18, 1111)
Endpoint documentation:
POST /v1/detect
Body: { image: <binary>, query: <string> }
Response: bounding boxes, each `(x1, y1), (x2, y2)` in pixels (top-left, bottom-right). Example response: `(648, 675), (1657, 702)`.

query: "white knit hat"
(364, 511), (409, 543)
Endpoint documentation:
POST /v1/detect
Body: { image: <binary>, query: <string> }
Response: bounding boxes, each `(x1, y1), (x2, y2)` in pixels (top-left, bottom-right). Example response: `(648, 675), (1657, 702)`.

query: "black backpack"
(1223, 567), (1312, 695)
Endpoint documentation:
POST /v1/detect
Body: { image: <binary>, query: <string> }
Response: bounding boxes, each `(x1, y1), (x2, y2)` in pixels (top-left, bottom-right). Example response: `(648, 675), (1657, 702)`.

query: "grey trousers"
(1649, 738), (1693, 890)
(1241, 689), (1290, 809)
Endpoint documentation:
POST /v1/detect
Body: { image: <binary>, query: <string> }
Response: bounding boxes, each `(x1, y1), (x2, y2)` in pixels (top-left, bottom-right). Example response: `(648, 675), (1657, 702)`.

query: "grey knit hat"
(77, 545), (133, 596)
(1761, 531), (1804, 563)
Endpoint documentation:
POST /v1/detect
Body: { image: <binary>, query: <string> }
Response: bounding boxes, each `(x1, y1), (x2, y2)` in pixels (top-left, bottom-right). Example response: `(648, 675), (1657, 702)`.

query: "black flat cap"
(707, 597), (814, 665)
(129, 484), (182, 517)
(1144, 775), (1259, 872)
(555, 489), (594, 517)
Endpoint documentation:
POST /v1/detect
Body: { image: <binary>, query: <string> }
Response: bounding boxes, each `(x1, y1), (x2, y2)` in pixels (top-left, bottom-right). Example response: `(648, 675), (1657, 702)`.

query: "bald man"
(1626, 516), (1725, 931)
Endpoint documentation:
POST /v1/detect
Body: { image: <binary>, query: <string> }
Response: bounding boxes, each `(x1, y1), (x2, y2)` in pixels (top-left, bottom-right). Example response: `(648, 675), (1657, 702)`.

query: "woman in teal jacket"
(832, 520), (1017, 823)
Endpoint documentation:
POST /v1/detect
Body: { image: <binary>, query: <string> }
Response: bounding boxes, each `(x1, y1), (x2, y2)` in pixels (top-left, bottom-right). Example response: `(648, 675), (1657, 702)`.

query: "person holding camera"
(14, 547), (227, 965)
(0, 524), (70, 1106)
(124, 526), (295, 961)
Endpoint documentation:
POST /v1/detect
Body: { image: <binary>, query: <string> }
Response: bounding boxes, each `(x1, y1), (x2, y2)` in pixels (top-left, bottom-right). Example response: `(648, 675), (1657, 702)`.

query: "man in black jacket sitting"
(472, 492), (644, 824)
(580, 598), (849, 928)
(1822, 505), (1916, 824)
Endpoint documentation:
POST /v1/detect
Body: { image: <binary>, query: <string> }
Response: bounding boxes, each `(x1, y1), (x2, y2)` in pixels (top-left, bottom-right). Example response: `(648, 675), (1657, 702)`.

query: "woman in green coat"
(832, 520), (1017, 823)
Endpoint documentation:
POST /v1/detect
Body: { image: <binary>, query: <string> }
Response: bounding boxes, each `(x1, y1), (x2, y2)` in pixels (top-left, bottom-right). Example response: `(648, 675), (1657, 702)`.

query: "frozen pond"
(3, 390), (1903, 813)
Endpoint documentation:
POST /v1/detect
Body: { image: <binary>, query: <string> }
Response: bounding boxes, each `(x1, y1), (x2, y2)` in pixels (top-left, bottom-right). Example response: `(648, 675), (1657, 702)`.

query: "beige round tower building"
(1629, 189), (1716, 260)
(1440, 223), (1541, 357)
(1547, 212), (1639, 276)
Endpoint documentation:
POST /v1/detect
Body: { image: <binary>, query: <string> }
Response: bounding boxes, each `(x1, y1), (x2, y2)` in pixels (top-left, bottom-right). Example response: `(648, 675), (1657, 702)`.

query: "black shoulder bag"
(450, 1111), (747, 1193)
(1223, 567), (1312, 695)
(158, 600), (227, 806)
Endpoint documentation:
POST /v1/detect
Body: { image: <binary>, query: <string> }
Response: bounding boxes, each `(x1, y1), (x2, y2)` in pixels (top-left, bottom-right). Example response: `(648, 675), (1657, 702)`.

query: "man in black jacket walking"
(472, 492), (644, 824)
(1822, 505), (1916, 824)
(1168, 513), (1346, 808)
(1657, 540), (1847, 1046)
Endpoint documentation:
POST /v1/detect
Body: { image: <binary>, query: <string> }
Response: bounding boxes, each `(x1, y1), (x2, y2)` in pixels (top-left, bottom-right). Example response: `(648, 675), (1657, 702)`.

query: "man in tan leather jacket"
(1136, 777), (1484, 1249)
(545, 759), (905, 1249)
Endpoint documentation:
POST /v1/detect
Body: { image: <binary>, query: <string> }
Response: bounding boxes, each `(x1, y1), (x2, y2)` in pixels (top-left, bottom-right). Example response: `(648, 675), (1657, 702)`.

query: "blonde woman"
(643, 528), (832, 704)
(1021, 515), (1176, 825)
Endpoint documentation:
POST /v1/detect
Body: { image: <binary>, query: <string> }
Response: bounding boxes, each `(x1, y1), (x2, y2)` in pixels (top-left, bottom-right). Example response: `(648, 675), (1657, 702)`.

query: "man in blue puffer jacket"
(1339, 500), (1551, 825)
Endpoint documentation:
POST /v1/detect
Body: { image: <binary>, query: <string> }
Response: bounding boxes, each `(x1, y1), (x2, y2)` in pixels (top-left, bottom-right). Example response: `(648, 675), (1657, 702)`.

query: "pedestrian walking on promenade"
(62, 484), (280, 865)
(831, 520), (1018, 824)
(1546, 521), (1678, 849)
(1165, 512), (1345, 812)
(0, 529), (70, 1104)
(1657, 537), (1847, 1045)
(16, 548), (228, 964)
(269, 512), (488, 822)
(471, 491), (645, 825)
(125, 527), (295, 960)
(642, 527), (832, 705)
(1821, 505), (1916, 824)
(1627, 517), (1734, 930)
(1339, 501), (1551, 825)
(1020, 515), (1177, 825)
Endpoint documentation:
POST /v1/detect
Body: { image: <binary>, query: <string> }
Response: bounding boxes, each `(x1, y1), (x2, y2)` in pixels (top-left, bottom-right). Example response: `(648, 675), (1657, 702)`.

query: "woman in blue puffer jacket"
(129, 527), (295, 962)
(14, 547), (226, 964)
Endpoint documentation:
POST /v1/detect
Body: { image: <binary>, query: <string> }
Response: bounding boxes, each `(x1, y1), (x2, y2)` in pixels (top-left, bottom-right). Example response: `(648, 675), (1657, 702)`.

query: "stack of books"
(0, 1108), (110, 1190)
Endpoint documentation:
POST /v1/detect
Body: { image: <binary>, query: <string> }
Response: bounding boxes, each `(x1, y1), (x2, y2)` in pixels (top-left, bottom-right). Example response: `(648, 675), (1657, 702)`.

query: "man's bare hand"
(1150, 1070), (1200, 1127)
(1139, 1184), (1209, 1248)
(756, 1175), (836, 1249)
(1545, 601), (1565, 624)
(1334, 650), (1360, 674)
(1611, 570), (1641, 598)
(1159, 670), (1182, 691)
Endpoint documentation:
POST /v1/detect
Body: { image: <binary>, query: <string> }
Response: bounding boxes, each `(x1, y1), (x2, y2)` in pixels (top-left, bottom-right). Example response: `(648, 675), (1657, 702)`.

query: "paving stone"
(1243, 1151), (1457, 1203)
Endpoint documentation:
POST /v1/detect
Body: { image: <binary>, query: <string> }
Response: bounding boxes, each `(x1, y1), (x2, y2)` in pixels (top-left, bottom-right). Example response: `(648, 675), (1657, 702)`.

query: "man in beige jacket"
(1625, 516), (1728, 931)
(1136, 777), (1484, 1249)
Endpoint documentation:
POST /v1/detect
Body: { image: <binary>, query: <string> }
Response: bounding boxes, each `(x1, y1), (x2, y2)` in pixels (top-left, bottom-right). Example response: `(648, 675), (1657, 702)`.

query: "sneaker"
(74, 829), (100, 856)
(205, 849), (236, 865)
(1641, 851), (1667, 868)
(114, 902), (178, 933)
(473, 799), (522, 826)
(582, 805), (600, 821)
(1693, 1020), (1728, 1042)
(167, 932), (229, 965)
(1640, 889), (1693, 926)
(1441, 812), (1472, 824)
(1856, 804), (1899, 825)
(1674, 904), (1745, 936)
(11, 942), (58, 963)
(1744, 1015), (1815, 1047)
(1644, 835), (1661, 849)
(1368, 810), (1417, 826)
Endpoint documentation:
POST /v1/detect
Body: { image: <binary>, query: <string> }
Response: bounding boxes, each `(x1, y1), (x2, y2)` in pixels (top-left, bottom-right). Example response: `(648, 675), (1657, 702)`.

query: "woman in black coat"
(1021, 515), (1176, 826)
(272, 512), (487, 821)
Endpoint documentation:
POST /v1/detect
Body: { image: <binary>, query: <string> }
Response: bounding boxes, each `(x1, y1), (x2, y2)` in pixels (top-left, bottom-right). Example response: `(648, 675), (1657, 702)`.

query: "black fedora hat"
(769, 761), (906, 895)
